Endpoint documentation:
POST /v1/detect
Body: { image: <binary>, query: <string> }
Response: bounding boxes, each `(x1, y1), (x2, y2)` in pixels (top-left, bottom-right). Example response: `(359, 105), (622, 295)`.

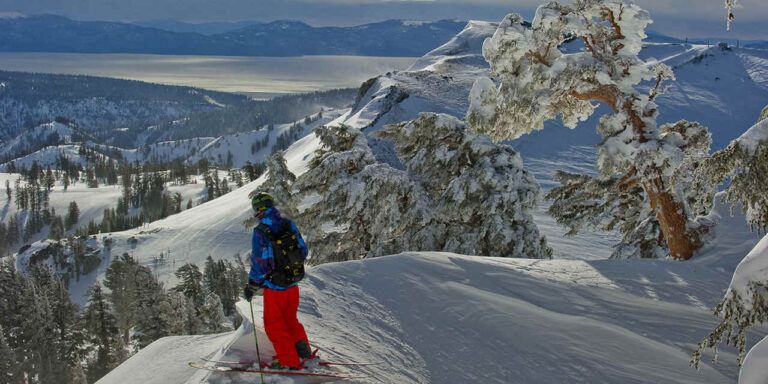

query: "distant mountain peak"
(0, 12), (26, 19)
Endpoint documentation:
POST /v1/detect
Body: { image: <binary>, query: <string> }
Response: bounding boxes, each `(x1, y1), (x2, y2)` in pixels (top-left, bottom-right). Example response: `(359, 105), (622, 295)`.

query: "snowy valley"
(2, 2), (768, 384)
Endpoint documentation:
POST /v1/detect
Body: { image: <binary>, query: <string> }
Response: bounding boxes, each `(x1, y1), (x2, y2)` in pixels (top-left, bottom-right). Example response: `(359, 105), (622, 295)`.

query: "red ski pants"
(263, 286), (309, 368)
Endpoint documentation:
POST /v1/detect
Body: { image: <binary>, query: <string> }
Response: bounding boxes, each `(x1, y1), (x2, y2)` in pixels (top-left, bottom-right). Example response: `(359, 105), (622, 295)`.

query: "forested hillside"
(0, 70), (247, 140)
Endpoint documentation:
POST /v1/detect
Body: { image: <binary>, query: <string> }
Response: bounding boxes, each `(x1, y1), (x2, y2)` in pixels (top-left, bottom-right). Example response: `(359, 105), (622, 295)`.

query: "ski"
(188, 362), (367, 379)
(201, 357), (383, 367)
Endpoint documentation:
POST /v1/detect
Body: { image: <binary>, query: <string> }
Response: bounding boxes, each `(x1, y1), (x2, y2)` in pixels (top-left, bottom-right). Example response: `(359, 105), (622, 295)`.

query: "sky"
(0, 0), (766, 40)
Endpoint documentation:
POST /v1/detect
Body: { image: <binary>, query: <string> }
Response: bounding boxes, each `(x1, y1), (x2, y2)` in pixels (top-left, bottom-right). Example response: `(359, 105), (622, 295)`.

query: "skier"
(244, 192), (312, 370)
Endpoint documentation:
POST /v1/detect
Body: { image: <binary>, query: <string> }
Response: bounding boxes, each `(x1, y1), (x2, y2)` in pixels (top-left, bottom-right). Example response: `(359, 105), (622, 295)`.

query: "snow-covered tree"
(295, 116), (550, 262)
(173, 263), (205, 307)
(292, 124), (427, 261)
(378, 113), (551, 258)
(49, 215), (65, 241)
(164, 291), (202, 336)
(131, 266), (168, 349)
(547, 120), (711, 258)
(467, 0), (711, 260)
(0, 325), (18, 384)
(82, 282), (120, 382)
(200, 292), (228, 333)
(725, 0), (738, 30)
(245, 150), (298, 228)
(692, 234), (768, 369)
(759, 105), (768, 123)
(694, 116), (768, 233)
(0, 262), (83, 384)
(692, 111), (768, 370)
(201, 256), (244, 316)
(104, 253), (140, 343)
(65, 201), (79, 230)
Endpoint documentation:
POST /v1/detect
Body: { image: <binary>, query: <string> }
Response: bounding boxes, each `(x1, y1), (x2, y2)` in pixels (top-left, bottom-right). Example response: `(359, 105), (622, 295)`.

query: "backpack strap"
(257, 221), (292, 241)
(257, 223), (276, 240)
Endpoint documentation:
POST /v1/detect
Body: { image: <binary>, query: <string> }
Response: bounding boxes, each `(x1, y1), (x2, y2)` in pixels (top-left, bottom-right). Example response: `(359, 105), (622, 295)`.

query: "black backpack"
(257, 220), (305, 287)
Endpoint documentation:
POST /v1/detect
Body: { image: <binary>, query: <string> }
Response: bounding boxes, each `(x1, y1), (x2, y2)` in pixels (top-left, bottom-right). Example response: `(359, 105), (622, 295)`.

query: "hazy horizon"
(1, 0), (767, 40)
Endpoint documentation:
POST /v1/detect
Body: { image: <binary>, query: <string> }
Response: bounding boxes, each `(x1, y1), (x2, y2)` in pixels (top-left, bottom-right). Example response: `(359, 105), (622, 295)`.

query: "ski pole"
(249, 299), (265, 384)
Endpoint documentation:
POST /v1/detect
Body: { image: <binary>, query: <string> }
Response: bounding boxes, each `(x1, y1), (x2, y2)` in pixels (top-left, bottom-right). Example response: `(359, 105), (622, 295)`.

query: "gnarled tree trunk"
(643, 176), (700, 260)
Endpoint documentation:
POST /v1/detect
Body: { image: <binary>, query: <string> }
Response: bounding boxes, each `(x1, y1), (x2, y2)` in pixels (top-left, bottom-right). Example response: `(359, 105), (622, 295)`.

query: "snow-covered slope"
(0, 121), (81, 160)
(4, 110), (347, 169)
(1, 171), (208, 256)
(94, 137), (217, 165)
(647, 44), (768, 150)
(341, 20), (495, 135)
(100, 228), (761, 383)
(188, 109), (346, 168)
(100, 188), (765, 384)
(1, 145), (99, 170)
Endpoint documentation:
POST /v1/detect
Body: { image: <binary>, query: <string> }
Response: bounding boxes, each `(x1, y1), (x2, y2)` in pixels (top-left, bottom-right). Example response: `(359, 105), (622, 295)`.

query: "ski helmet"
(251, 192), (275, 212)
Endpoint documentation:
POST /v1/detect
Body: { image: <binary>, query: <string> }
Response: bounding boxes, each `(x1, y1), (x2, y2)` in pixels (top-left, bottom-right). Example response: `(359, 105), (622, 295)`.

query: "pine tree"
(0, 325), (17, 384)
(378, 113), (551, 258)
(9, 264), (83, 384)
(245, 151), (297, 228)
(65, 201), (80, 230)
(294, 118), (550, 262)
(694, 115), (768, 233)
(45, 166), (55, 191)
(86, 167), (98, 188)
(200, 292), (228, 333)
(466, 0), (710, 259)
(104, 253), (140, 343)
(49, 215), (65, 241)
(174, 263), (205, 307)
(691, 109), (768, 368)
(131, 267), (169, 348)
(82, 282), (120, 382)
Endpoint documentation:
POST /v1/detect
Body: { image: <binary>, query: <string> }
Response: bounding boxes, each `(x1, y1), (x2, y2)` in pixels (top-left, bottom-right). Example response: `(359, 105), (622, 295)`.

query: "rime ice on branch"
(467, 0), (712, 260)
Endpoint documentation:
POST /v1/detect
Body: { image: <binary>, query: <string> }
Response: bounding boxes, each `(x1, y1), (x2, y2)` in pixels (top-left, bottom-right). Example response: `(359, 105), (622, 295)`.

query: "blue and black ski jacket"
(249, 207), (308, 290)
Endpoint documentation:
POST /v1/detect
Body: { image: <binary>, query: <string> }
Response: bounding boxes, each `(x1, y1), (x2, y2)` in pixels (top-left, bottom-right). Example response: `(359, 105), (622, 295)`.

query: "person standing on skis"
(243, 192), (312, 370)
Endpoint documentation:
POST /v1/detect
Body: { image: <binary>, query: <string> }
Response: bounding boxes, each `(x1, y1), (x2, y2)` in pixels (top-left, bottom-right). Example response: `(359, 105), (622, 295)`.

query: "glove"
(243, 281), (262, 301)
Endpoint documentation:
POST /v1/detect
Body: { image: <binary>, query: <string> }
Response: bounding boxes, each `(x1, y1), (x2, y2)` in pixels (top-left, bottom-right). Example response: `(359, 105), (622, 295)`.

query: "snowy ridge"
(93, 138), (217, 165)
(0, 121), (79, 160)
(733, 117), (768, 152)
(342, 21), (496, 132)
(1, 145), (110, 170)
(0, 12), (25, 19)
(648, 44), (768, 149)
(188, 109), (346, 168)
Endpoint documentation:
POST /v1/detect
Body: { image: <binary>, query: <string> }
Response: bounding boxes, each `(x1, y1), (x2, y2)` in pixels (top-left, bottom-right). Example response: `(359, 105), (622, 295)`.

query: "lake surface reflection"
(0, 52), (417, 98)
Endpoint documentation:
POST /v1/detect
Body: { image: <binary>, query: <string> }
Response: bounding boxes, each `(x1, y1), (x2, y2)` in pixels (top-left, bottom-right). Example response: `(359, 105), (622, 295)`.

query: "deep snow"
(100, 233), (763, 383)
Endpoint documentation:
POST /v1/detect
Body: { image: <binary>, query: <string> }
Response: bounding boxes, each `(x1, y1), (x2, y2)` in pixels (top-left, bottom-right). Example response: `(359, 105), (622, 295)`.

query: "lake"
(0, 52), (417, 98)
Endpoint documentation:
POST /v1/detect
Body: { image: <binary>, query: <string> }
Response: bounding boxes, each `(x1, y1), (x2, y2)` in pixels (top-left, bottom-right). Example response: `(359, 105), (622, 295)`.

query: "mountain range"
(0, 14), (467, 57)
